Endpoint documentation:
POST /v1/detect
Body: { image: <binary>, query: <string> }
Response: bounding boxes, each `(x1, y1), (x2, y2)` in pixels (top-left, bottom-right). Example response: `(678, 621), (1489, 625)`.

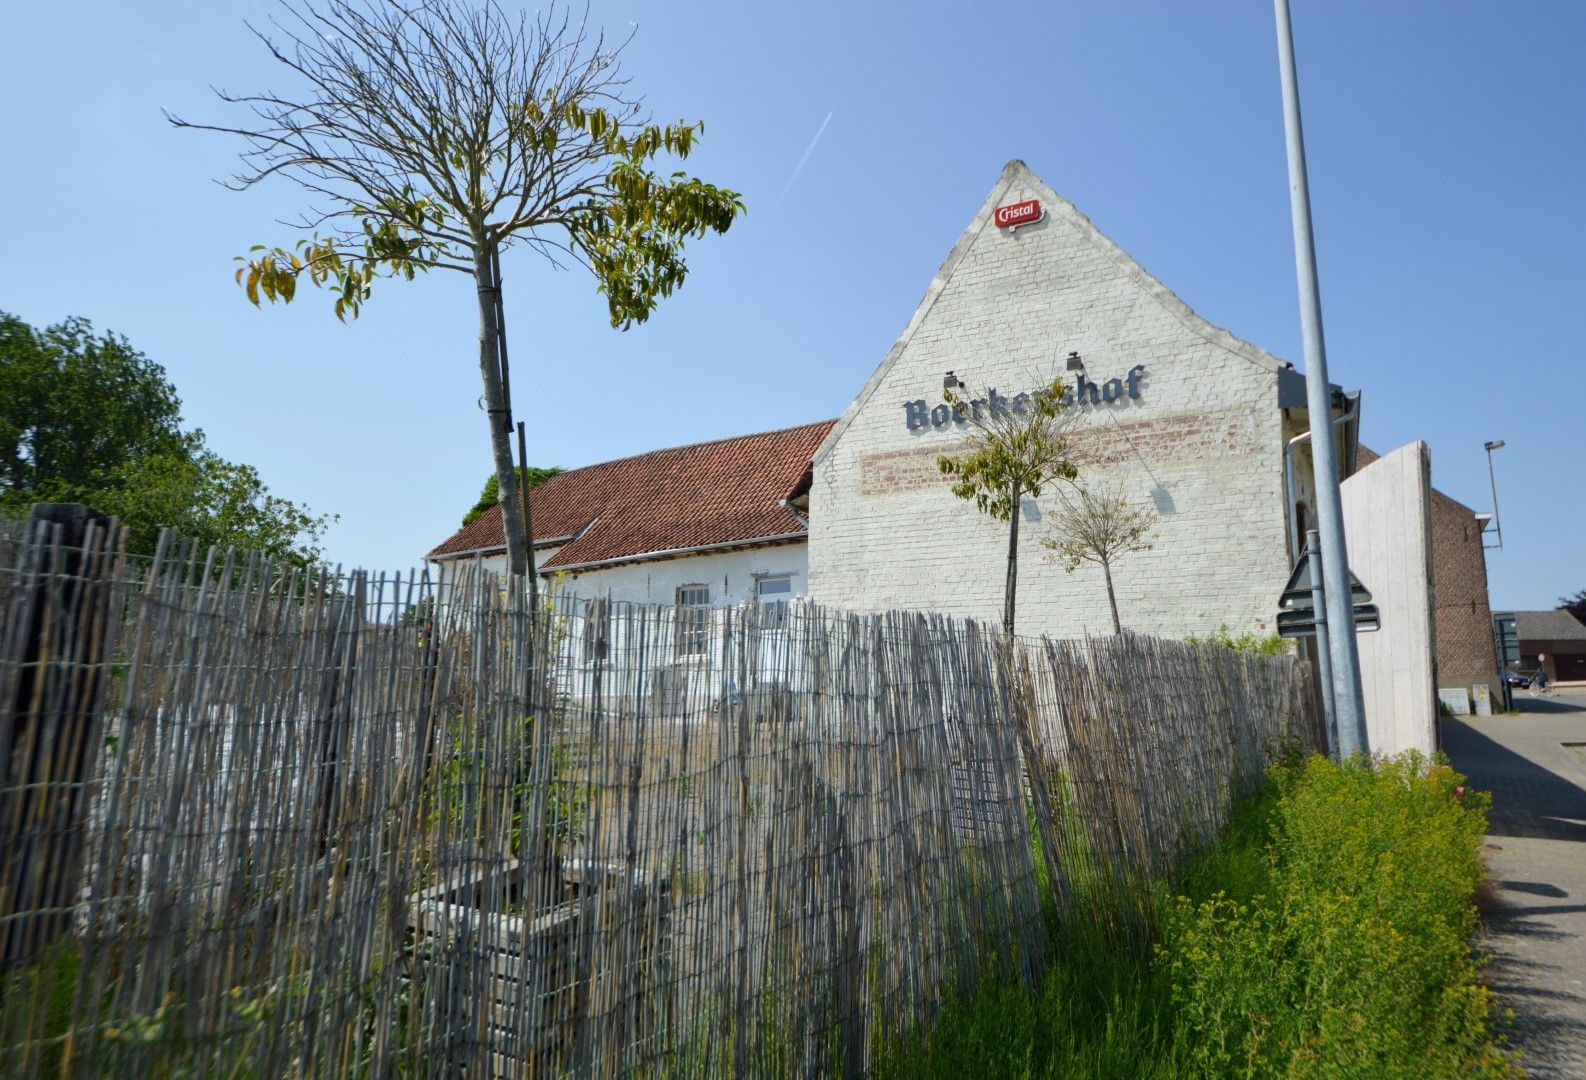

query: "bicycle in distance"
(1527, 656), (1554, 699)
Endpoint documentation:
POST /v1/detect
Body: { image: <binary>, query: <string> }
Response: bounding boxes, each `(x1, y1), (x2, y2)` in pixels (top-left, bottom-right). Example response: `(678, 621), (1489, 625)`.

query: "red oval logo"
(994, 198), (1043, 229)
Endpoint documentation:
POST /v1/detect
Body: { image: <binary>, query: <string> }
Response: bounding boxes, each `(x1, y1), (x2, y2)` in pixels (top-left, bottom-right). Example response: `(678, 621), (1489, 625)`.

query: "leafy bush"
(876, 754), (1516, 1078)
(1186, 624), (1291, 655)
(461, 466), (563, 527)
(1161, 753), (1514, 1078)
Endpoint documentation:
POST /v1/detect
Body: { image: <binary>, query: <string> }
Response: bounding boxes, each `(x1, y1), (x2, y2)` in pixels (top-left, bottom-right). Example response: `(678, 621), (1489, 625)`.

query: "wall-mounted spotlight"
(1065, 351), (1084, 371)
(943, 371), (962, 390)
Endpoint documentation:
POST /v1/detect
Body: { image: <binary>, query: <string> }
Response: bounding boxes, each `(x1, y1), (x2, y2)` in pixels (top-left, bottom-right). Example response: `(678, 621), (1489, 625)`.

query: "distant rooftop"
(1513, 609), (1586, 642)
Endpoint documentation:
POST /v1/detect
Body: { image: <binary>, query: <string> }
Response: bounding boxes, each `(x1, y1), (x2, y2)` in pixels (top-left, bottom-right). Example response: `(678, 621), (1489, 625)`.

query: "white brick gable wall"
(809, 161), (1294, 639)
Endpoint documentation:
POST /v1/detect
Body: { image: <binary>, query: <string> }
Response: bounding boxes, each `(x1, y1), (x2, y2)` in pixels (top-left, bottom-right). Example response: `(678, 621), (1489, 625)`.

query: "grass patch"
(875, 753), (1518, 1078)
(873, 927), (1187, 1079)
(0, 935), (82, 1074)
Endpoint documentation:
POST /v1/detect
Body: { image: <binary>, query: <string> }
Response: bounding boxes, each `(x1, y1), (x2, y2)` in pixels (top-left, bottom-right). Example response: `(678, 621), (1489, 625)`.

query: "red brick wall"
(1429, 488), (1499, 681)
(1519, 643), (1586, 683)
(859, 409), (1258, 497)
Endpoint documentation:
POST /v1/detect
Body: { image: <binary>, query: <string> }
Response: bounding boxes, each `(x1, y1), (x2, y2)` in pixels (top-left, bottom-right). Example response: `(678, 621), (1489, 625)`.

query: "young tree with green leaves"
(1042, 484), (1156, 635)
(0, 311), (333, 563)
(937, 375), (1079, 637)
(169, 0), (744, 576)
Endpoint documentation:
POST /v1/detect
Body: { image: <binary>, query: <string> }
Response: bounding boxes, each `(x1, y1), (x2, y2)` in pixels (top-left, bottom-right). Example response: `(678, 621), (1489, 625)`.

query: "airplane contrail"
(776, 110), (834, 208)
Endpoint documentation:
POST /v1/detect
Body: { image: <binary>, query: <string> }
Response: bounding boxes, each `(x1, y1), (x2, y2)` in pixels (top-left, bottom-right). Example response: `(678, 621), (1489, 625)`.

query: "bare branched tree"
(937, 375), (1080, 636)
(169, 0), (744, 576)
(1043, 484), (1157, 635)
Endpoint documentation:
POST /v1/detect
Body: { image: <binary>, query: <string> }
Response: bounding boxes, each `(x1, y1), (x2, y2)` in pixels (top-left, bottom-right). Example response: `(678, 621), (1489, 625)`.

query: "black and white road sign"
(1278, 552), (1372, 611)
(1276, 603), (1380, 639)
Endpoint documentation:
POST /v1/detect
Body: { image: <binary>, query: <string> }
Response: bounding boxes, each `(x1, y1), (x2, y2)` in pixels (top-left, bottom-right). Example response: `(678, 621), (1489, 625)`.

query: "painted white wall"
(1341, 442), (1438, 756)
(554, 543), (808, 607)
(427, 545), (557, 596)
(808, 162), (1294, 640)
(427, 543), (812, 714)
(429, 542), (808, 609)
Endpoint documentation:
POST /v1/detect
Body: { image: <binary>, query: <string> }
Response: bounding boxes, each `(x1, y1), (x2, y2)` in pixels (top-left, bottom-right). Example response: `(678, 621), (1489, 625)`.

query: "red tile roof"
(427, 420), (835, 571)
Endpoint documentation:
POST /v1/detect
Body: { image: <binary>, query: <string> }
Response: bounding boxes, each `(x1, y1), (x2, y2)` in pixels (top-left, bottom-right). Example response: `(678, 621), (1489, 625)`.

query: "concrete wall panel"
(1341, 442), (1437, 756)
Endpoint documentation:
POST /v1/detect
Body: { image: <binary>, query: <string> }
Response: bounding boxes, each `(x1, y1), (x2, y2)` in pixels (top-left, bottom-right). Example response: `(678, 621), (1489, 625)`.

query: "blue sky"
(2, 1), (1581, 609)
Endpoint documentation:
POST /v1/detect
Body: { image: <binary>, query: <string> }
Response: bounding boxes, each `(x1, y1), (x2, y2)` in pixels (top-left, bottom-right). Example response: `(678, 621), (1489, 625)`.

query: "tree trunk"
(1102, 557), (1121, 635)
(1004, 478), (1020, 638)
(473, 242), (528, 574)
(515, 421), (540, 621)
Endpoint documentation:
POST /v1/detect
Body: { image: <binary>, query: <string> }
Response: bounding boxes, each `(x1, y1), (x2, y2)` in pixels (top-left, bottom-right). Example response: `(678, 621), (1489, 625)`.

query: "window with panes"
(756, 574), (792, 627)
(676, 585), (709, 656)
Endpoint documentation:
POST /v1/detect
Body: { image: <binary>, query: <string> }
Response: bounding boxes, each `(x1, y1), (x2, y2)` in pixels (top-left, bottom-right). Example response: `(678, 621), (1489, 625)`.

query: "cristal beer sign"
(994, 198), (1043, 230)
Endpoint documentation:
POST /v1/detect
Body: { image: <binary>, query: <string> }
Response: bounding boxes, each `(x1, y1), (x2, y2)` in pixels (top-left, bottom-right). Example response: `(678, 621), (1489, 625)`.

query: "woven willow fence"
(0, 516), (1315, 1077)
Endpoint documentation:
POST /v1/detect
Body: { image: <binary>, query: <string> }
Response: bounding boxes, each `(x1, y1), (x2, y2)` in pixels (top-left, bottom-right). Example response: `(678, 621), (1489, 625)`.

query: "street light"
(1483, 440), (1505, 549)
(1273, 0), (1368, 756)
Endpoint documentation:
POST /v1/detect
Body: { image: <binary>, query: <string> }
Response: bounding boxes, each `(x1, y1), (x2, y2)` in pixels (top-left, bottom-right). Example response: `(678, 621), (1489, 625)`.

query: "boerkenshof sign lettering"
(903, 365), (1146, 431)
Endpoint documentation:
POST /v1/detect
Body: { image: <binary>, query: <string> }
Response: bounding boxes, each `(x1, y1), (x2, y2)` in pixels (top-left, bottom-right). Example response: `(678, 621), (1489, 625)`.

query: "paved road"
(1443, 691), (1586, 1079)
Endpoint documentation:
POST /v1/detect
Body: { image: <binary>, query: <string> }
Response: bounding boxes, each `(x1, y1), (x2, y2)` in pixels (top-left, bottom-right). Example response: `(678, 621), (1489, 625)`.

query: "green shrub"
(1160, 753), (1515, 1078)
(1186, 623), (1292, 655)
(877, 753), (1516, 1078)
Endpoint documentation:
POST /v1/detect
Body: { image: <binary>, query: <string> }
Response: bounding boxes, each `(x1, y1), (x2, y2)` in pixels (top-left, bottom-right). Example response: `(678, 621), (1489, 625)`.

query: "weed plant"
(875, 753), (1518, 1078)
(1185, 624), (1292, 655)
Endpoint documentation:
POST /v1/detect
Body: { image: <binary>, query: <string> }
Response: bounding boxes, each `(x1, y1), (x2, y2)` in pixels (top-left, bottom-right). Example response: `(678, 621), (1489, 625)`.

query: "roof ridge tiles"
(548, 418), (838, 478)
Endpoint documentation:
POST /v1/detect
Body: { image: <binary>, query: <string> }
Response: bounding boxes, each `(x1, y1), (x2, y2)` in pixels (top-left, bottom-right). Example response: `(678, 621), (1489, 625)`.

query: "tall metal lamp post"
(1273, 0), (1369, 755)
(1483, 440), (1505, 549)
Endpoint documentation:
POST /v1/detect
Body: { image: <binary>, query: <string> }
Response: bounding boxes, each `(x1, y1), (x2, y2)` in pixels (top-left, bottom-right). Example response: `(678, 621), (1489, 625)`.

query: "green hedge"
(875, 753), (1517, 1078)
(1163, 753), (1513, 1078)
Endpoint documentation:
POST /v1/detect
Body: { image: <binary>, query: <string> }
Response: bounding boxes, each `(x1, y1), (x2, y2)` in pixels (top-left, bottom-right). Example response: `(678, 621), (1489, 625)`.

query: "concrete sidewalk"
(1443, 692), (1586, 1078)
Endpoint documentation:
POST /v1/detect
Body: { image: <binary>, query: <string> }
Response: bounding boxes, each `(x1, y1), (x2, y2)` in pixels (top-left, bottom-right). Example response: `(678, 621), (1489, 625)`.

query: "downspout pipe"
(1306, 528), (1337, 756)
(1283, 390), (1357, 758)
(1283, 394), (1359, 565)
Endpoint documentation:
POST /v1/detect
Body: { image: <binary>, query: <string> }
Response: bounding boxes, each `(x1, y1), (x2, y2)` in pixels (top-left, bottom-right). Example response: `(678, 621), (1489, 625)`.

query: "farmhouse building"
(427, 161), (1365, 642)
(426, 421), (832, 616)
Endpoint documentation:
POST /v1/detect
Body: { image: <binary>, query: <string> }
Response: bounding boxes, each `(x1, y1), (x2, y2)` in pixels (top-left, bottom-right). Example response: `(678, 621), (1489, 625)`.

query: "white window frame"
(676, 584), (710, 656)
(755, 574), (793, 628)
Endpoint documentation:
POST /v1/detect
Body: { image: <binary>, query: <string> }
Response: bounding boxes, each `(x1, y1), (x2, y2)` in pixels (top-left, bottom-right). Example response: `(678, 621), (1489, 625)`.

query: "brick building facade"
(437, 162), (1497, 695)
(1514, 610), (1586, 685)
(808, 161), (1355, 638)
(1430, 488), (1502, 700)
